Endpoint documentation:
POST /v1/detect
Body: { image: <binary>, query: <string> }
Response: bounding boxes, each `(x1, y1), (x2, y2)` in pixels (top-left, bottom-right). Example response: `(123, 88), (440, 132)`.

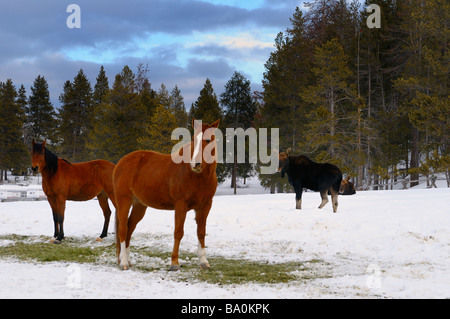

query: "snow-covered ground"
(0, 180), (449, 298)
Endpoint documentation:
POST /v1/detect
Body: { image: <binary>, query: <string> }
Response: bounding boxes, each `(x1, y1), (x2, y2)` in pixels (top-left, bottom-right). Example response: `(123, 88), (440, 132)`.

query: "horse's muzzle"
(32, 166), (39, 173)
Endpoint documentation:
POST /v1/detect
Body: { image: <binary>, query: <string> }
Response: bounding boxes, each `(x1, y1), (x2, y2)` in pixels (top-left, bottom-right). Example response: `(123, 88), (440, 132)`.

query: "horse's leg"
(170, 202), (188, 271)
(195, 201), (212, 270)
(318, 189), (329, 209)
(126, 202), (147, 242)
(294, 184), (303, 209)
(330, 188), (339, 213)
(116, 194), (133, 270)
(96, 191), (112, 241)
(123, 202), (147, 268)
(47, 197), (59, 243)
(53, 196), (66, 244)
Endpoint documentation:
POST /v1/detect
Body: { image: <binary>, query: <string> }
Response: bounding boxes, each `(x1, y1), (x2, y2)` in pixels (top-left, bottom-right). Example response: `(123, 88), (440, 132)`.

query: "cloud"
(0, 0), (298, 108)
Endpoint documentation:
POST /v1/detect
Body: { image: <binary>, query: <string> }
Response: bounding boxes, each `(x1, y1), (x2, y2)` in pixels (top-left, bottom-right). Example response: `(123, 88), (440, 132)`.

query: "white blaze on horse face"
(191, 131), (203, 168)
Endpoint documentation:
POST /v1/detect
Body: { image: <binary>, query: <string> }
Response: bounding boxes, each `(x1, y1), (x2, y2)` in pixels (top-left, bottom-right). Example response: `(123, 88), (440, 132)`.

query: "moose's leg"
(294, 184), (303, 209)
(318, 189), (329, 209)
(330, 188), (339, 213)
(97, 191), (112, 241)
(170, 202), (188, 271)
(195, 200), (212, 270)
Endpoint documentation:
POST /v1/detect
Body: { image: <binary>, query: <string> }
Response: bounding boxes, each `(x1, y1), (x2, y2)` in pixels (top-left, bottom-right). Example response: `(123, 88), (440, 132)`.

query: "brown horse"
(31, 139), (116, 243)
(114, 119), (220, 271)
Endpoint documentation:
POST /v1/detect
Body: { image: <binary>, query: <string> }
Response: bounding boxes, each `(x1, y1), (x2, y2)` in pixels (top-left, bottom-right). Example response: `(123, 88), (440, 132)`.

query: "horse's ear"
(286, 147), (292, 155)
(42, 140), (46, 148)
(209, 119), (220, 129)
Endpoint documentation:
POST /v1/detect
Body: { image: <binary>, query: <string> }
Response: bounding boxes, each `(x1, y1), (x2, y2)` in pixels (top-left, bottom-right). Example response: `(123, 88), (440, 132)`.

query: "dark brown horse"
(31, 139), (116, 243)
(114, 119), (220, 270)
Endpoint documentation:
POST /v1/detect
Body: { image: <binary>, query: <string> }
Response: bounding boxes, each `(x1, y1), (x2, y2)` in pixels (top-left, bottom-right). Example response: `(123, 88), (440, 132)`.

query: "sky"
(0, 0), (307, 109)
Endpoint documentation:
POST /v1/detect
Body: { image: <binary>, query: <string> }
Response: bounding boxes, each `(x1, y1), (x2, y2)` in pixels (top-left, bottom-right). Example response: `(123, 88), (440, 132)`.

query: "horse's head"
(278, 148), (291, 177)
(31, 139), (46, 173)
(190, 119), (220, 173)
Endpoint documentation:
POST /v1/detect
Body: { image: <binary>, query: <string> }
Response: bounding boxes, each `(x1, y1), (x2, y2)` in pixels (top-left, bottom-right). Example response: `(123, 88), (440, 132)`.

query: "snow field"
(0, 187), (449, 298)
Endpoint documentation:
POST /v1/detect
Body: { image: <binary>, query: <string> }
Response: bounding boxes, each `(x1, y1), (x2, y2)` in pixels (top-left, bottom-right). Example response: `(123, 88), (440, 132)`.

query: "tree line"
(258, 0), (449, 191)
(1, 0), (448, 190)
(0, 63), (257, 187)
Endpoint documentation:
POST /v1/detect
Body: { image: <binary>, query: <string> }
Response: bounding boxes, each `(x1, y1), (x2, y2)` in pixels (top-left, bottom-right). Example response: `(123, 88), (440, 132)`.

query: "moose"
(339, 177), (356, 195)
(278, 148), (342, 213)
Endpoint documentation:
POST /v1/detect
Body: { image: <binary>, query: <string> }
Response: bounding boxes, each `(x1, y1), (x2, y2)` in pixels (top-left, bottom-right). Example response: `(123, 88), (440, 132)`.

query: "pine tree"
(300, 38), (358, 168)
(220, 72), (257, 192)
(394, 0), (449, 187)
(138, 104), (178, 153)
(157, 83), (172, 109)
(58, 69), (93, 162)
(260, 7), (314, 192)
(27, 75), (57, 143)
(134, 63), (159, 121)
(0, 79), (28, 177)
(170, 85), (188, 128)
(189, 78), (223, 125)
(93, 65), (109, 106)
(221, 72), (256, 130)
(88, 65), (147, 162)
(16, 85), (31, 146)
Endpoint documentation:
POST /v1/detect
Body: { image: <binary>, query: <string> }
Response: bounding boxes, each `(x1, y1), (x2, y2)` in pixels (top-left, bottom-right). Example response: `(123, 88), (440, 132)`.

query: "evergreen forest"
(0, 0), (448, 191)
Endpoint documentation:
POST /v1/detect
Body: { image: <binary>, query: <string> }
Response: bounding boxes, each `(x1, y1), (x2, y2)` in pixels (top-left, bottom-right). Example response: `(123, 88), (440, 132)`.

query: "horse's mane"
(33, 143), (71, 175)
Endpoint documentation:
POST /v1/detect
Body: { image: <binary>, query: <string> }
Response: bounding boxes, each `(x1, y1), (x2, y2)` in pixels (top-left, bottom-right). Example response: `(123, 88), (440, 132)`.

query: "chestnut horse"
(31, 139), (116, 243)
(114, 119), (220, 271)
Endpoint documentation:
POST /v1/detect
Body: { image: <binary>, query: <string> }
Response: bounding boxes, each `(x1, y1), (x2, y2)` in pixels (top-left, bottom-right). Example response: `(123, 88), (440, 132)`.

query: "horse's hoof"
(96, 237), (103, 242)
(120, 265), (129, 271)
(200, 262), (210, 270)
(53, 240), (61, 244)
(169, 265), (180, 271)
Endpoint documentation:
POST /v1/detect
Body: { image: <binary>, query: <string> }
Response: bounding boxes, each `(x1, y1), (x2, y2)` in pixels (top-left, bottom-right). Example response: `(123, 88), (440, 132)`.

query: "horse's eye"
(206, 139), (211, 143)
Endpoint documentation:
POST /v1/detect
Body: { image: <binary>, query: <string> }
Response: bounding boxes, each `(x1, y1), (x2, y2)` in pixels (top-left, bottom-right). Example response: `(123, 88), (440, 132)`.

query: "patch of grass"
(0, 235), (332, 285)
(192, 257), (304, 284)
(134, 245), (331, 285)
(0, 235), (115, 264)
